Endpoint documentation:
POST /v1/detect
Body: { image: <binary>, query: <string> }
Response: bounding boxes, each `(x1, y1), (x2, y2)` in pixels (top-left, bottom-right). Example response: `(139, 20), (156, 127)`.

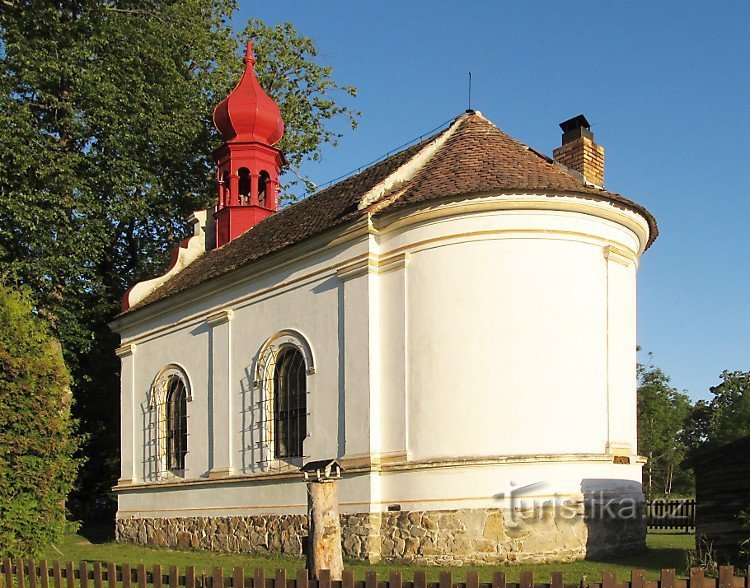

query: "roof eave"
(109, 214), (372, 333)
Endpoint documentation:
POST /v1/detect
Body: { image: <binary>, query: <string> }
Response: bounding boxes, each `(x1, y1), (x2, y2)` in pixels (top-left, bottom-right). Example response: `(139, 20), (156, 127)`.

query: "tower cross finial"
(244, 41), (255, 65)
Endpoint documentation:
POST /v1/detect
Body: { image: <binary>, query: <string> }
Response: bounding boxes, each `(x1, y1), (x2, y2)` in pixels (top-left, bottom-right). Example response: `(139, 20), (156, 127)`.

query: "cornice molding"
(113, 452), (639, 493)
(335, 255), (379, 281)
(206, 309), (233, 327)
(115, 343), (137, 358)
(603, 244), (635, 267)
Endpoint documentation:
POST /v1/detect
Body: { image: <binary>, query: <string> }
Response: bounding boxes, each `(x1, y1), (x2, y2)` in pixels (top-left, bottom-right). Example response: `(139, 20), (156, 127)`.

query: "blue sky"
(237, 2), (750, 401)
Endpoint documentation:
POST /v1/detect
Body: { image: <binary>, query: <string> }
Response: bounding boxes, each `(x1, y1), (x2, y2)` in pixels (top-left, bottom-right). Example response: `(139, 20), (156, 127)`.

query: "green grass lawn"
(40, 527), (695, 583)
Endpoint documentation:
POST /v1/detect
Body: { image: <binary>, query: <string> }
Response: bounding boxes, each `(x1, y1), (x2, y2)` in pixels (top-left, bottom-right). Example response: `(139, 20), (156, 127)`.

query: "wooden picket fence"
(2, 560), (750, 588)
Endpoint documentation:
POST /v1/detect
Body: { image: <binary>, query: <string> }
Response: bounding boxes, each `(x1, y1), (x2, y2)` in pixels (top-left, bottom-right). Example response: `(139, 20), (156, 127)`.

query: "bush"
(0, 284), (81, 556)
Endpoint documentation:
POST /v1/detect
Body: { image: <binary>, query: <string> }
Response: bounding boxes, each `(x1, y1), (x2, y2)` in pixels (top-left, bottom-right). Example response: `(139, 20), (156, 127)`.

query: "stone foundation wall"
(116, 513), (382, 562)
(116, 502), (644, 565)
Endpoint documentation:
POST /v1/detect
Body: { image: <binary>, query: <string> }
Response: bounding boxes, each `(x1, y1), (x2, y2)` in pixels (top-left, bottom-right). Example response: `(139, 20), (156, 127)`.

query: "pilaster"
(603, 245), (637, 455)
(207, 309), (233, 478)
(116, 343), (137, 484)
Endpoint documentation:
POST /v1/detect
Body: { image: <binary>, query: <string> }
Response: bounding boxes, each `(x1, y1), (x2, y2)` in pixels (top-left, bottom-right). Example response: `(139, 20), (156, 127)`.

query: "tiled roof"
(125, 112), (657, 314)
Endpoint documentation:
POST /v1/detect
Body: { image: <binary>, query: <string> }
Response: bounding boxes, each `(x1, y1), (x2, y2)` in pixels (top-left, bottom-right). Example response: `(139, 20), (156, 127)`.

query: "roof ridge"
(357, 114), (468, 211)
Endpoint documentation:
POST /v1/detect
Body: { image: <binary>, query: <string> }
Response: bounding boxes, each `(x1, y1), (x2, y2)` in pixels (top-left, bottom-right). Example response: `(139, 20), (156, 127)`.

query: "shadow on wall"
(581, 478), (646, 559)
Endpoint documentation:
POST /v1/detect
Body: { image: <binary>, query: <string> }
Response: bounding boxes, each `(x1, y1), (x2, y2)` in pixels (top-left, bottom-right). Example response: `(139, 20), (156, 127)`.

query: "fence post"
(520, 571), (533, 588)
(661, 569), (676, 588)
(342, 570), (354, 588)
(414, 571), (427, 588)
(64, 561), (74, 588)
(14, 558), (25, 588)
(689, 568), (704, 588)
(232, 569), (243, 588)
(80, 561), (90, 588)
(51, 561), (61, 588)
(122, 564), (132, 588)
(106, 564), (116, 588)
(491, 572), (506, 588)
(632, 570), (645, 588)
(39, 560), (49, 588)
(389, 571), (402, 588)
(92, 563), (103, 588)
(275, 569), (286, 588)
(365, 571), (376, 588)
(295, 569), (307, 588)
(254, 568), (264, 588)
(136, 564), (146, 588)
(29, 558), (38, 588)
(719, 567), (734, 588)
(211, 568), (222, 588)
(318, 569), (331, 588)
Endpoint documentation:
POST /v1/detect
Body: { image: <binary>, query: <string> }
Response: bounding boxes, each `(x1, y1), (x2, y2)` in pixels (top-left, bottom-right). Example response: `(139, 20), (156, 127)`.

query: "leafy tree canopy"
(684, 370), (750, 452)
(0, 0), (358, 505)
(637, 352), (693, 498)
(0, 283), (80, 556)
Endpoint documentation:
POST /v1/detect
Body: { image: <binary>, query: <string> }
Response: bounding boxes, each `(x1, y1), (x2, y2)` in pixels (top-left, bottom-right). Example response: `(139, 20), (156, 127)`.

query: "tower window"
(221, 171), (230, 206)
(272, 347), (307, 459)
(258, 170), (271, 207)
(238, 167), (251, 203)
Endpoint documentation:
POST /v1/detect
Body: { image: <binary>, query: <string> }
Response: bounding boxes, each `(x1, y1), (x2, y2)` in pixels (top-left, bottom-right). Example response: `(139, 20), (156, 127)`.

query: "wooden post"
(306, 479), (343, 581)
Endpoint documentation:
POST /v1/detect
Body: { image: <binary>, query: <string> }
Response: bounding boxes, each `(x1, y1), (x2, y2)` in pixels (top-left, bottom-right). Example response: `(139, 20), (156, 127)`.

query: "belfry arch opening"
(238, 168), (251, 203)
(258, 170), (271, 207)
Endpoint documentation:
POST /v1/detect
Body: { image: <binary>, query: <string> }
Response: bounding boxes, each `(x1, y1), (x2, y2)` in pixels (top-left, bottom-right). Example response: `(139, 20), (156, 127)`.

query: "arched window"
(148, 366), (191, 478)
(165, 375), (188, 472)
(258, 170), (271, 207)
(238, 167), (251, 203)
(221, 171), (231, 206)
(272, 347), (307, 459)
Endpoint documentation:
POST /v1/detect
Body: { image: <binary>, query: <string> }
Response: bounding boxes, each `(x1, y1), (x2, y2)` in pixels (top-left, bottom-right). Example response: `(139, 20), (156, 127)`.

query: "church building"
(110, 43), (657, 564)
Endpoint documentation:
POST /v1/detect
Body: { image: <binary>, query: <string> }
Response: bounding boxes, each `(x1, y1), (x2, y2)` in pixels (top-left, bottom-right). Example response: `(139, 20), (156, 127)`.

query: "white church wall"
(376, 459), (644, 512)
(372, 196), (645, 464)
(115, 192), (649, 562)
(115, 229), (378, 514)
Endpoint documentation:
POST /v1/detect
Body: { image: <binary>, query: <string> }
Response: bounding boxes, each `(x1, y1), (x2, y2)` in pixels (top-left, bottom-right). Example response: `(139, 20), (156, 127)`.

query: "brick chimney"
(552, 114), (604, 187)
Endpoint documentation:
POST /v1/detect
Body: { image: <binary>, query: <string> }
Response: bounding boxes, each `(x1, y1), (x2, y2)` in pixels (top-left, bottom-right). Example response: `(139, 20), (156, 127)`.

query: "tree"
(0, 284), (80, 556)
(684, 370), (750, 452)
(0, 1), (358, 508)
(637, 353), (693, 498)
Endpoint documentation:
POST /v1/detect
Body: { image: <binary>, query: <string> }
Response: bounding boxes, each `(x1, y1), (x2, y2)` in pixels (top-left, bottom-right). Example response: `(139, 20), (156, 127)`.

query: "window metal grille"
(165, 376), (188, 472)
(147, 370), (189, 479)
(254, 344), (309, 470)
(273, 348), (306, 458)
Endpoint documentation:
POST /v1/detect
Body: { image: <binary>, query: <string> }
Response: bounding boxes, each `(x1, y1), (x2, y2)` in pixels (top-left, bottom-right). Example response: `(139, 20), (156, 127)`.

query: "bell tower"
(212, 42), (285, 248)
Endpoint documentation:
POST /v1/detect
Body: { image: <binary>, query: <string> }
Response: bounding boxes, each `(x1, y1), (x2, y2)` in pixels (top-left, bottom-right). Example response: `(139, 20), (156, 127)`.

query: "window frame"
(271, 346), (307, 459)
(256, 331), (315, 468)
(149, 365), (192, 479)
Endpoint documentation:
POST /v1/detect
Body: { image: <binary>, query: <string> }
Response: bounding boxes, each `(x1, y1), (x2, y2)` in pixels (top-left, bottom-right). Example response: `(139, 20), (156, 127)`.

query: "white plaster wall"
(116, 234), (371, 513)
(376, 460), (645, 512)
(403, 236), (607, 458)
(374, 201), (644, 462)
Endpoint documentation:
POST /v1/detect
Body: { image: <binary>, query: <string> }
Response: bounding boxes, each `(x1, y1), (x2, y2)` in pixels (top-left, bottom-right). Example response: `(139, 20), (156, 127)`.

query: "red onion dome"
(213, 42), (284, 145)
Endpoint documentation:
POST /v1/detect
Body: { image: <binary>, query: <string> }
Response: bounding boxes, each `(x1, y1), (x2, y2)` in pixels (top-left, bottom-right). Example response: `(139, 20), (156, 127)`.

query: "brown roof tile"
(124, 113), (657, 314)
